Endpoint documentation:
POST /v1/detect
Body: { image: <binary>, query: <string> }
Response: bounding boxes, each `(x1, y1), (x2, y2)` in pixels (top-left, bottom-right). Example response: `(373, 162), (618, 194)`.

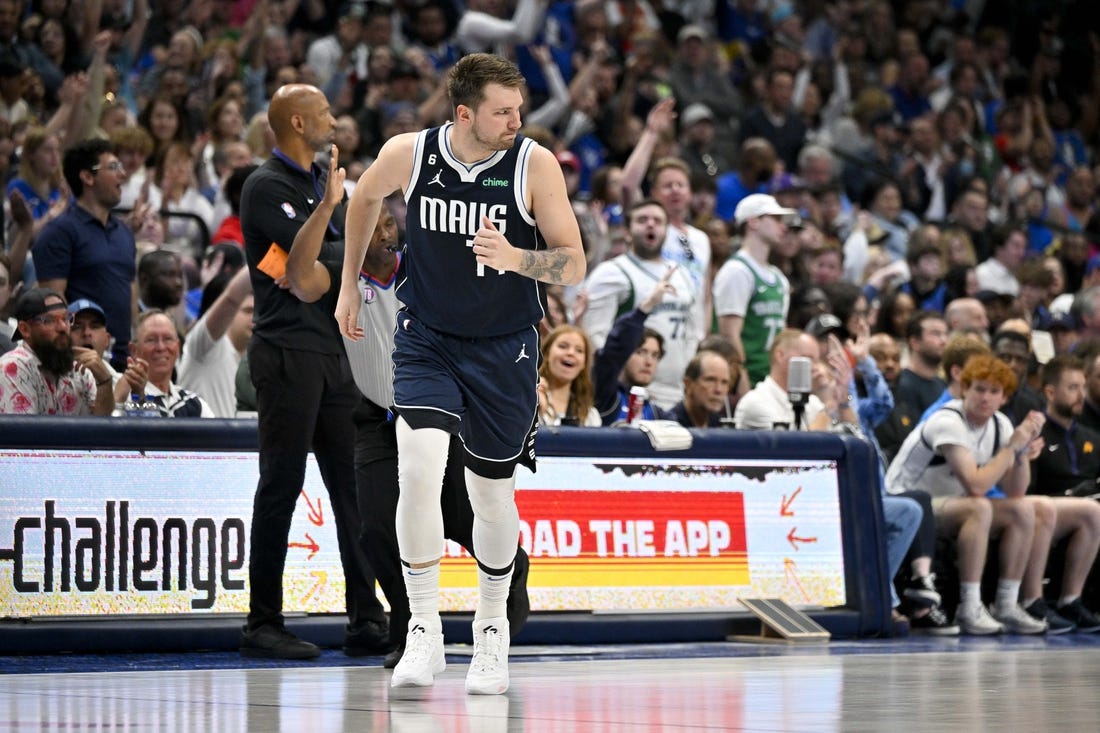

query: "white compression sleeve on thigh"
(395, 418), (449, 564)
(464, 468), (520, 570)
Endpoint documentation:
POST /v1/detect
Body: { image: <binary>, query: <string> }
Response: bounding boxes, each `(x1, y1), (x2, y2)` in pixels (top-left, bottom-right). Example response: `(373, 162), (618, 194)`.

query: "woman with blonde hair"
(244, 111), (275, 162)
(537, 324), (601, 427)
(940, 226), (977, 267)
(6, 127), (65, 235)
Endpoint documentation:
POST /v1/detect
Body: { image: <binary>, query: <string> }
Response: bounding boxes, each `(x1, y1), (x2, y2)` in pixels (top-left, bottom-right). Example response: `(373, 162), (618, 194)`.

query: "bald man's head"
(868, 333), (902, 382)
(268, 84), (332, 152)
(945, 297), (989, 336)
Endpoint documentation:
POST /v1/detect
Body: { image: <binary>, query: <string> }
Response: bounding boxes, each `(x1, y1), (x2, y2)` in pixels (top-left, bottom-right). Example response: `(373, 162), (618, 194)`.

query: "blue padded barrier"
(0, 418), (890, 652)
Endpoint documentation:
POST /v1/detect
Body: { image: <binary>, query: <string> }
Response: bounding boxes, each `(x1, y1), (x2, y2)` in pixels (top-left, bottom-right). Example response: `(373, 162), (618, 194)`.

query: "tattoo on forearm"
(517, 249), (576, 284)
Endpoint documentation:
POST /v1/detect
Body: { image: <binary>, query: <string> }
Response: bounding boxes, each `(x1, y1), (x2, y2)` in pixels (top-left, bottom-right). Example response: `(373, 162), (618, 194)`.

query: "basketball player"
(284, 151), (531, 669)
(336, 54), (585, 695)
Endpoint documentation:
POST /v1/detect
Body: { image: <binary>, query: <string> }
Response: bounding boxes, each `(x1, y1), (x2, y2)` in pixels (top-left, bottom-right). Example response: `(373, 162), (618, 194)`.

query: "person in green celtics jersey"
(713, 194), (797, 387)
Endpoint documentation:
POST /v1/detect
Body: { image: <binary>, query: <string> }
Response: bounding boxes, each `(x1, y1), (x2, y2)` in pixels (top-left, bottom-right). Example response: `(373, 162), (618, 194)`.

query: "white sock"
(475, 564), (514, 622)
(994, 579), (1021, 611)
(403, 562), (442, 633)
(1059, 595), (1079, 608)
(464, 469), (519, 622)
(959, 582), (983, 613)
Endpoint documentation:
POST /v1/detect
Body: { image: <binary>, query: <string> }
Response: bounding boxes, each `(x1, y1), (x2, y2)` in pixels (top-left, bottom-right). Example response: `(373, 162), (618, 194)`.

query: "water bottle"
(626, 386), (648, 424)
(123, 392), (162, 418)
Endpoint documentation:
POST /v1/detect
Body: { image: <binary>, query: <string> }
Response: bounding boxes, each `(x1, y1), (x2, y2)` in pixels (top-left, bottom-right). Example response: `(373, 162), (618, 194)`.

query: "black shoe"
(1057, 599), (1100, 633)
(383, 646), (403, 669)
(902, 574), (942, 608)
(506, 547), (531, 637)
(890, 609), (910, 637)
(909, 604), (960, 636)
(343, 619), (392, 656)
(240, 624), (321, 659)
(1024, 598), (1076, 635)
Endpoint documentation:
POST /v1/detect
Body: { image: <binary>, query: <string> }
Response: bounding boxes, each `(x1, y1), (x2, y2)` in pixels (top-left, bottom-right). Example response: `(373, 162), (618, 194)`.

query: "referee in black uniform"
(238, 83), (388, 659)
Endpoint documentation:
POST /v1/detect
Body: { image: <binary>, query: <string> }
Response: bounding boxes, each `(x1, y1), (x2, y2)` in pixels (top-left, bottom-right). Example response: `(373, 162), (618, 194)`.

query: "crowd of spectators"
(1, 0), (1100, 631)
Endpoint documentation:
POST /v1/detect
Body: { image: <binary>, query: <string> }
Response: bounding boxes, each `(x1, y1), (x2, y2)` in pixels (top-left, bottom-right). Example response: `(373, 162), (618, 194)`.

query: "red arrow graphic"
(301, 490), (324, 526)
(288, 533), (320, 559)
(301, 570), (327, 605)
(780, 486), (802, 516)
(787, 527), (818, 551)
(784, 558), (811, 602)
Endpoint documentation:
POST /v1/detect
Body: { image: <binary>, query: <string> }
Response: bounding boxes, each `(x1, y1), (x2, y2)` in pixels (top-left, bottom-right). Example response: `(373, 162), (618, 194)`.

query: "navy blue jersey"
(401, 123), (545, 337)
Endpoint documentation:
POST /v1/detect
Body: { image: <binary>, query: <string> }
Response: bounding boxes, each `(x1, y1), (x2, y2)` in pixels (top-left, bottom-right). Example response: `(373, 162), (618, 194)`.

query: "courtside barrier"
(0, 417), (890, 652)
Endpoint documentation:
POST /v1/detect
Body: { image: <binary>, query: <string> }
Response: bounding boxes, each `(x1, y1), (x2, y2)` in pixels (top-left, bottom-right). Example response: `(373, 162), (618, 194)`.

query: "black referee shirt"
(241, 149), (346, 354)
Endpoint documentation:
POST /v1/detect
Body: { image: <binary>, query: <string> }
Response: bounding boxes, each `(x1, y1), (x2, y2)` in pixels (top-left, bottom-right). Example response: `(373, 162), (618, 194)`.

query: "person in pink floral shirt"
(0, 288), (115, 416)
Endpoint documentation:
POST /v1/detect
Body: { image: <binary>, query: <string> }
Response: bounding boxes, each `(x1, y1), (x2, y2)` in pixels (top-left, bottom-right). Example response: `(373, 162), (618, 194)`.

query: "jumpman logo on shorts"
(515, 344), (529, 362)
(428, 170), (445, 188)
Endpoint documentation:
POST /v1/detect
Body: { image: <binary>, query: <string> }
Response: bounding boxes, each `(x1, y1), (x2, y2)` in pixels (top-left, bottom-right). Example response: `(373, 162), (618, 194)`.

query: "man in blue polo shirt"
(33, 138), (138, 372)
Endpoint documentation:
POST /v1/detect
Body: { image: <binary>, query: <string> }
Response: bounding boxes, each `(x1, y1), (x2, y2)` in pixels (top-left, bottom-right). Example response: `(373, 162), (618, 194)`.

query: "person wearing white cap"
(712, 193), (796, 389)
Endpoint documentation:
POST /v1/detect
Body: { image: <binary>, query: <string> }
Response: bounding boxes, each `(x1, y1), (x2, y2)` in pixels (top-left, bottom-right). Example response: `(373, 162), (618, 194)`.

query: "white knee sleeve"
(395, 418), (449, 564)
(465, 468), (519, 570)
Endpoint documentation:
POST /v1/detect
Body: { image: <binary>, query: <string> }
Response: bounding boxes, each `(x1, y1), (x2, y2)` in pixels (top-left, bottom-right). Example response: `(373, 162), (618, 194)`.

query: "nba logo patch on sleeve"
(280, 202), (296, 219)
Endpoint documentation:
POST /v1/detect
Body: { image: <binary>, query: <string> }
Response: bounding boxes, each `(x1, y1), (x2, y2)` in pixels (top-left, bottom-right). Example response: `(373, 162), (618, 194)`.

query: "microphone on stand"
(787, 356), (813, 431)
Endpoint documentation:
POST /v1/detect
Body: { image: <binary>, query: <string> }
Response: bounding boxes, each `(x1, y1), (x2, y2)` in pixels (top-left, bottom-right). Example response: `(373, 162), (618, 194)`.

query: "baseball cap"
(555, 150), (580, 171)
(805, 313), (845, 339)
(680, 103), (714, 128)
(338, 1), (367, 19)
(12, 288), (67, 341)
(976, 277), (1018, 297)
(67, 298), (107, 323)
(975, 289), (1014, 303)
(677, 24), (708, 43)
(14, 288), (67, 321)
(733, 193), (797, 225)
(1039, 311), (1076, 331)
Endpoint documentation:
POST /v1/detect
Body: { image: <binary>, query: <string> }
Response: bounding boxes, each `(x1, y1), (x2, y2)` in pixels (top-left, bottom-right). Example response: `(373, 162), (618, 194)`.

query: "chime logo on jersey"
(280, 202), (296, 219)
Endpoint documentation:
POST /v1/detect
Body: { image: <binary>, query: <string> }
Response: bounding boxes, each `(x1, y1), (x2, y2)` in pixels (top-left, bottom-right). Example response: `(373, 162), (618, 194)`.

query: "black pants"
(352, 397), (530, 648)
(246, 338), (384, 630)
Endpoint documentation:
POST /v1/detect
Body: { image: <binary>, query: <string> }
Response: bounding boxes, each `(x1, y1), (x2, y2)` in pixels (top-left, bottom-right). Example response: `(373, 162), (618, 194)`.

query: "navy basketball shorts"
(392, 310), (539, 479)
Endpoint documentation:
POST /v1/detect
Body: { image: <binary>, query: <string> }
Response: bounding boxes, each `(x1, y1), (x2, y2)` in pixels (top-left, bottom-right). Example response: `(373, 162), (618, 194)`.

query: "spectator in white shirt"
(178, 267), (253, 418)
(975, 224), (1026, 298)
